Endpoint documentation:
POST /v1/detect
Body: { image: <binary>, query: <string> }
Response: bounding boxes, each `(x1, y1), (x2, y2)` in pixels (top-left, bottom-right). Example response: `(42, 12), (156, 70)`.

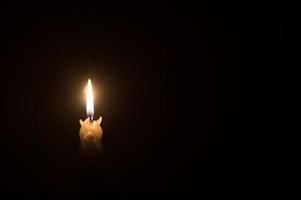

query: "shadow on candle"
(80, 138), (103, 160)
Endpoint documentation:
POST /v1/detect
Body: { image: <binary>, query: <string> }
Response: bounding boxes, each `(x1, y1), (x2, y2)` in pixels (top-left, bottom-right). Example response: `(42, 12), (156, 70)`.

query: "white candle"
(79, 79), (103, 156)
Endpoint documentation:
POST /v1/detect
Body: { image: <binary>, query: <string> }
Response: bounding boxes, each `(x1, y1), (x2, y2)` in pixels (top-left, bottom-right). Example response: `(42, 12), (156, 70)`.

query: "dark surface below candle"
(0, 1), (290, 195)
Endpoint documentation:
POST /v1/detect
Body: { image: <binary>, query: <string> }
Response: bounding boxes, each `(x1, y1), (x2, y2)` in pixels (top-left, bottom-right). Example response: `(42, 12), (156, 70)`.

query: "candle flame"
(86, 79), (94, 119)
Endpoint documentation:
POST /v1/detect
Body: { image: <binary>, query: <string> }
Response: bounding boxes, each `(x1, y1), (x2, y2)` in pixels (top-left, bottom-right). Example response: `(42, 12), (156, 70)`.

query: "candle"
(79, 79), (103, 157)
(79, 117), (103, 142)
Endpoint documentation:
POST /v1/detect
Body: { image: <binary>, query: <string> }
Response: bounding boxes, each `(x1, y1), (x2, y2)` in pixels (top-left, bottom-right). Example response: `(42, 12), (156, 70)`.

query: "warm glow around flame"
(86, 79), (94, 118)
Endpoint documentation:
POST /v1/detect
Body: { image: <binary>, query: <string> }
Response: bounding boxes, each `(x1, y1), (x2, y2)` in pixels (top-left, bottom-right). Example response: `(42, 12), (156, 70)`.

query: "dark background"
(0, 1), (289, 194)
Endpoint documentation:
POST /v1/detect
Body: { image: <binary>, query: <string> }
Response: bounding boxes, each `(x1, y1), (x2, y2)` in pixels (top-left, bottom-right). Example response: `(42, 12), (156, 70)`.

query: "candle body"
(79, 116), (103, 158)
(79, 116), (103, 141)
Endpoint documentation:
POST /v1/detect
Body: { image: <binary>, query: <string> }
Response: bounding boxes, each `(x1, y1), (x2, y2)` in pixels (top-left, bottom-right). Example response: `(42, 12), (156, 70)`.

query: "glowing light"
(86, 79), (94, 120)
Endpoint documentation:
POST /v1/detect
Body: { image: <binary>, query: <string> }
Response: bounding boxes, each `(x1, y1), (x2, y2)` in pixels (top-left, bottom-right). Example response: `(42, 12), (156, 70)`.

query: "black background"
(0, 1), (289, 195)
